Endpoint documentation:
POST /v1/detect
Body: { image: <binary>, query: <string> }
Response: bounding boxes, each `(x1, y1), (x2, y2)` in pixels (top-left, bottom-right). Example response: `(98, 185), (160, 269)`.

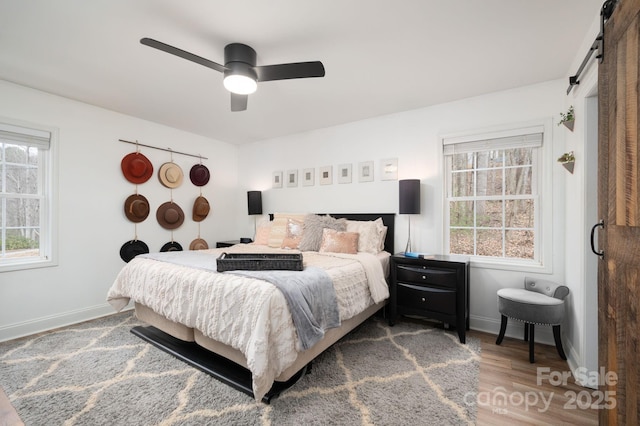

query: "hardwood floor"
(0, 328), (599, 425)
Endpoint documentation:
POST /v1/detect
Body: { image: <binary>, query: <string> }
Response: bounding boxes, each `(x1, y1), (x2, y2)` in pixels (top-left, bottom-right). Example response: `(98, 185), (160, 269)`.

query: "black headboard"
(269, 213), (395, 254)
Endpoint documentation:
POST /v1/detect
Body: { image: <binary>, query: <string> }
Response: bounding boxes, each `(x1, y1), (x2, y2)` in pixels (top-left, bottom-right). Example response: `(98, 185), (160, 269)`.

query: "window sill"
(465, 256), (551, 274)
(0, 257), (57, 273)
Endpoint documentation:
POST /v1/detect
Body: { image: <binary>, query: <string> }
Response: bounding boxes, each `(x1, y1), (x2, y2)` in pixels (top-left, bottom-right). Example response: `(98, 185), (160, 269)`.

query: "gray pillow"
(299, 214), (347, 251)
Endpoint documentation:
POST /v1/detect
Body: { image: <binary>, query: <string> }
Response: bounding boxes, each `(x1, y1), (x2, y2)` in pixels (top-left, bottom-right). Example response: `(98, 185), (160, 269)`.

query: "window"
(443, 124), (549, 269)
(0, 120), (56, 271)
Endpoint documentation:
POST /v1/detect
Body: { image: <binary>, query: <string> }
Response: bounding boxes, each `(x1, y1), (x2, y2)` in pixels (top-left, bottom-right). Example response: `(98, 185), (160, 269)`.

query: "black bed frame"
(131, 213), (395, 403)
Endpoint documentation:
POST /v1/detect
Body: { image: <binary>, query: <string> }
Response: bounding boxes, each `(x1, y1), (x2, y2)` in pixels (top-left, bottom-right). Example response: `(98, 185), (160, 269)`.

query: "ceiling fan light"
(223, 74), (257, 95)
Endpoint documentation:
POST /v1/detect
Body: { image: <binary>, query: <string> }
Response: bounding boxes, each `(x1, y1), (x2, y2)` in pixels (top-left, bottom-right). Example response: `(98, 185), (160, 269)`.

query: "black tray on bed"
(216, 252), (303, 272)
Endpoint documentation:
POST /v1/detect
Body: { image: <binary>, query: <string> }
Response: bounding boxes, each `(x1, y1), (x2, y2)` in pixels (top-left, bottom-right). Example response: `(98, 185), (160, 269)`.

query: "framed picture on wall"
(380, 158), (398, 180)
(303, 168), (315, 186)
(272, 171), (283, 188)
(358, 161), (374, 182)
(287, 169), (298, 187)
(338, 163), (352, 184)
(319, 165), (332, 185)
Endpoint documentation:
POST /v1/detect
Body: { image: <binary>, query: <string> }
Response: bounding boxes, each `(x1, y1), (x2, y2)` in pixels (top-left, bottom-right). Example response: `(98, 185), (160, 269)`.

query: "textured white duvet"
(107, 244), (389, 401)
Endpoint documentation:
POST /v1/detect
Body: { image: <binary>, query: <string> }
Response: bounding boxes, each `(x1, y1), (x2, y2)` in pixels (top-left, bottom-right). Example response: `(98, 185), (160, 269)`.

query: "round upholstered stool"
(496, 277), (570, 363)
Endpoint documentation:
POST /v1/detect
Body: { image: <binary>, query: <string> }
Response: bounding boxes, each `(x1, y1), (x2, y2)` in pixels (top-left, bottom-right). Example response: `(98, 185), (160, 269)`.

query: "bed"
(107, 213), (395, 403)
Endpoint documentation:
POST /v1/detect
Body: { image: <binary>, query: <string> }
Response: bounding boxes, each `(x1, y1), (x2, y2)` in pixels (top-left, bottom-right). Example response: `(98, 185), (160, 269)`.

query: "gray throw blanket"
(139, 252), (340, 350)
(228, 268), (339, 350)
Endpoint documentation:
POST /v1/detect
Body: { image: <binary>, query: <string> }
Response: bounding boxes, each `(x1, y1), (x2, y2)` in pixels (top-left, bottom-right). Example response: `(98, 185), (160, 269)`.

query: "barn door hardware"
(590, 219), (605, 258)
(566, 0), (619, 94)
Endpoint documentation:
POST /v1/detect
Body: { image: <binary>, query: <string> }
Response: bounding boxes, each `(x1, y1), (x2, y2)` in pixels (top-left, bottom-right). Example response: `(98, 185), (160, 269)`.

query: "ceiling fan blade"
(255, 61), (325, 82)
(140, 38), (226, 73)
(230, 93), (248, 112)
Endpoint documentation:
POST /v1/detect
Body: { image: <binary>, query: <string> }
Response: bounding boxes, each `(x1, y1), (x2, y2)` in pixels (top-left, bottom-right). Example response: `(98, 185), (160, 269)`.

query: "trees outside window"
(444, 127), (544, 267)
(0, 121), (54, 271)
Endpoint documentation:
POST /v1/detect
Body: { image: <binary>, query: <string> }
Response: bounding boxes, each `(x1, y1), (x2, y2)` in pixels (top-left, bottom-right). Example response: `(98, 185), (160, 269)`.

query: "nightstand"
(215, 240), (241, 248)
(389, 254), (470, 343)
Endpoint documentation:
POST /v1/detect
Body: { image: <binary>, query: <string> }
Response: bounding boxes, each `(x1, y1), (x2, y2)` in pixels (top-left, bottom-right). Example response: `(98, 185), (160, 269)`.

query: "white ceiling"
(0, 0), (602, 145)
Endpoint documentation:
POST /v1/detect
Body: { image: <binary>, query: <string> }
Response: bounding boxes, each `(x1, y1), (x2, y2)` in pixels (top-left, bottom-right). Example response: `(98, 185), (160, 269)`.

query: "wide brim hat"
(124, 194), (150, 223)
(158, 162), (184, 188)
(190, 164), (210, 186)
(160, 241), (183, 252)
(121, 152), (153, 184)
(189, 238), (209, 250)
(120, 239), (149, 262)
(192, 196), (210, 222)
(156, 201), (185, 229)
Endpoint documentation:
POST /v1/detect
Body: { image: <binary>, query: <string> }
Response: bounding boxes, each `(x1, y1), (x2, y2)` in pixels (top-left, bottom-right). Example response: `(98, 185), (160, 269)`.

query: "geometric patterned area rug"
(0, 311), (480, 425)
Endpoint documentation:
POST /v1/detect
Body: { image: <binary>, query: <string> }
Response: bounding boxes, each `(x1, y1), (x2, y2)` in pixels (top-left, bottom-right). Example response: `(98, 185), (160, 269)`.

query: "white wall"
(0, 80), (239, 341)
(238, 79), (569, 343)
(561, 8), (602, 384)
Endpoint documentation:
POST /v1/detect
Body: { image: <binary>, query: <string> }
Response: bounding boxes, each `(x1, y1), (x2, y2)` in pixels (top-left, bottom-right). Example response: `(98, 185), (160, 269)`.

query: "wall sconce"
(399, 179), (421, 253)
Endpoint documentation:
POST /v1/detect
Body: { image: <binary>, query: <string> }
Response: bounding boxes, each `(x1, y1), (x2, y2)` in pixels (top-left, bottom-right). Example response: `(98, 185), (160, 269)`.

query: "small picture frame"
(287, 169), (298, 187)
(303, 168), (315, 186)
(380, 158), (398, 181)
(338, 163), (352, 184)
(272, 171), (283, 188)
(358, 161), (374, 182)
(319, 165), (333, 185)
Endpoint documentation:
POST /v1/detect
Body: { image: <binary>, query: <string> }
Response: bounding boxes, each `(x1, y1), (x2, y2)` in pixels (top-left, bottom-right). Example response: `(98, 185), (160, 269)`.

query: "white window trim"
(440, 119), (553, 273)
(0, 116), (58, 273)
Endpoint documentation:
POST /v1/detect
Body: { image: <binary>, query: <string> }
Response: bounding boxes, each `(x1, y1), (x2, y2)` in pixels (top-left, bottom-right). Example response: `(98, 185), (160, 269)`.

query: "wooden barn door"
(598, 0), (640, 423)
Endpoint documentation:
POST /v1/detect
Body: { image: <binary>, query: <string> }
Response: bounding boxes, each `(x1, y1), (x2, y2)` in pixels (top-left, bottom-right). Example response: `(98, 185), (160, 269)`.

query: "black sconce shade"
(399, 179), (420, 214)
(247, 191), (263, 215)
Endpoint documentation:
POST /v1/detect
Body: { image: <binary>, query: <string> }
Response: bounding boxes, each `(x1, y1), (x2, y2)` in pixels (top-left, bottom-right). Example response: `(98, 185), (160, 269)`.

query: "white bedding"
(107, 244), (389, 401)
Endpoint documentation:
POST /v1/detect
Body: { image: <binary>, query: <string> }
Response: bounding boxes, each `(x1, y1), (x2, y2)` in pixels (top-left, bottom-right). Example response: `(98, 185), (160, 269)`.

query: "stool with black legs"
(496, 277), (570, 363)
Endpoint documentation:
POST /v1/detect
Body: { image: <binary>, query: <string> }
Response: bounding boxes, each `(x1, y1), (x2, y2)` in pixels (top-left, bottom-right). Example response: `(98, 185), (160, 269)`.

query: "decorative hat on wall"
(121, 152), (153, 184)
(119, 239), (149, 262)
(158, 162), (184, 188)
(160, 241), (183, 252)
(156, 201), (185, 229)
(189, 164), (210, 186)
(189, 238), (209, 250)
(124, 194), (150, 222)
(192, 196), (211, 222)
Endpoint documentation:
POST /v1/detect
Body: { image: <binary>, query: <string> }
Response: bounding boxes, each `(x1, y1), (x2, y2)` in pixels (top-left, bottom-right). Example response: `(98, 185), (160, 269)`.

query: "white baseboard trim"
(0, 303), (133, 342)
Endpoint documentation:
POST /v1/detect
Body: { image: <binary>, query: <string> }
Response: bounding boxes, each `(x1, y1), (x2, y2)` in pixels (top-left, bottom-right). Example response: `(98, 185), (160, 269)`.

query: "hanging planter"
(558, 106), (575, 131)
(558, 151), (575, 174)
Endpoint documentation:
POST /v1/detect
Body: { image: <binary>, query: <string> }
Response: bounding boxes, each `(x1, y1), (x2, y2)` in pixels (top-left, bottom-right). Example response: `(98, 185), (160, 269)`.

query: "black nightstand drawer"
(396, 265), (457, 288)
(397, 283), (456, 315)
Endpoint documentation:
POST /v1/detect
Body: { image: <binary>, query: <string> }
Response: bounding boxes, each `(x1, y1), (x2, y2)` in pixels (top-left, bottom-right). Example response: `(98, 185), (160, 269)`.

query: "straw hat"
(124, 194), (150, 222)
(160, 241), (183, 252)
(192, 196), (210, 222)
(189, 164), (210, 186)
(119, 239), (149, 262)
(156, 201), (185, 229)
(121, 152), (153, 184)
(158, 162), (184, 188)
(189, 238), (209, 250)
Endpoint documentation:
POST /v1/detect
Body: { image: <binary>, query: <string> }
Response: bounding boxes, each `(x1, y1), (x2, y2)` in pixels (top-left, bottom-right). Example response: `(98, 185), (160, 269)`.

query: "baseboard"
(0, 302), (133, 342)
(469, 314), (556, 346)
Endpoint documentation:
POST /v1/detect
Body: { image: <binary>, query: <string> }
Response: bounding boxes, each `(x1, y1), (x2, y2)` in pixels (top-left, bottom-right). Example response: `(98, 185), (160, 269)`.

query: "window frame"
(0, 117), (58, 272)
(441, 120), (553, 273)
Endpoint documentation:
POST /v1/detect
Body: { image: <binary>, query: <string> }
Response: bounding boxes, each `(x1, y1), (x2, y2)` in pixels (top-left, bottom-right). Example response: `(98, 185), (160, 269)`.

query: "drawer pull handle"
(421, 297), (426, 302)
(422, 275), (427, 280)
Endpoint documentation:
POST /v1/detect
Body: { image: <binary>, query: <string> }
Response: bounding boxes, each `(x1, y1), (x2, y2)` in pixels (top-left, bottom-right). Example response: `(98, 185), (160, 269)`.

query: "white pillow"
(268, 213), (306, 248)
(346, 218), (387, 254)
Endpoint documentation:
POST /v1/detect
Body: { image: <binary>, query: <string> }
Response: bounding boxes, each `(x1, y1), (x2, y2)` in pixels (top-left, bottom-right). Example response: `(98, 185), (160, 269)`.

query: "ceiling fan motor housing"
(224, 43), (257, 79)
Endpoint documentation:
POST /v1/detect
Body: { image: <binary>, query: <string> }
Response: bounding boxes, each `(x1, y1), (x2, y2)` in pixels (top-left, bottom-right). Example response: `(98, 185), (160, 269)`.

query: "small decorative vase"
(562, 120), (575, 131)
(561, 161), (575, 174)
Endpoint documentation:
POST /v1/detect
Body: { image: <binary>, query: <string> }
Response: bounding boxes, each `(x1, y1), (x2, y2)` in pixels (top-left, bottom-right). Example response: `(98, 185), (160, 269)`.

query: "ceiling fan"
(140, 38), (325, 112)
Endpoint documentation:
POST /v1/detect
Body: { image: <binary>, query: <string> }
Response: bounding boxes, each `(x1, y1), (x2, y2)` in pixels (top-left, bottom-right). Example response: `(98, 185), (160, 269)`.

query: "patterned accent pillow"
(346, 217), (387, 254)
(298, 214), (347, 251)
(281, 218), (304, 249)
(268, 213), (306, 247)
(319, 228), (359, 254)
